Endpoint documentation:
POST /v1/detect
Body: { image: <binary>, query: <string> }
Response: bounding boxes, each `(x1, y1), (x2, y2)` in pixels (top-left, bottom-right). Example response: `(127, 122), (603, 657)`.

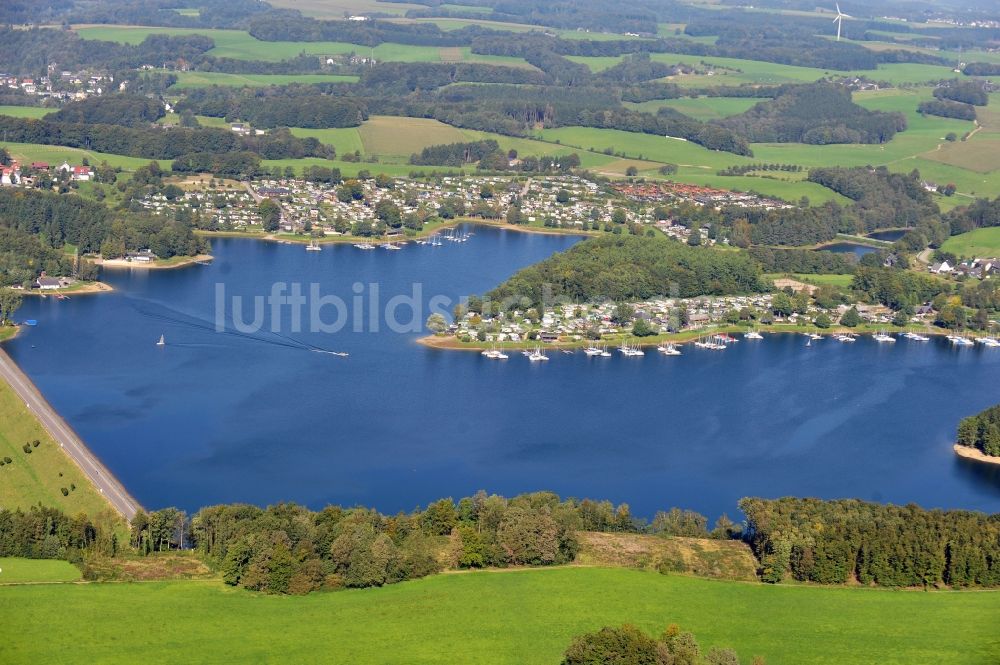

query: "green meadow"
(2, 567), (998, 664)
(0, 105), (54, 119)
(625, 96), (760, 120)
(1, 142), (152, 170)
(170, 71), (359, 89)
(73, 26), (533, 68)
(0, 558), (81, 584)
(941, 227), (1000, 257)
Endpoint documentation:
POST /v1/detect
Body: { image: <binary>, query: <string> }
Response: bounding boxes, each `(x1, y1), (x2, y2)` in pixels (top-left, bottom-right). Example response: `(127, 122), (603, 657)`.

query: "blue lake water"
(819, 242), (878, 257)
(867, 229), (908, 242)
(6, 227), (1000, 519)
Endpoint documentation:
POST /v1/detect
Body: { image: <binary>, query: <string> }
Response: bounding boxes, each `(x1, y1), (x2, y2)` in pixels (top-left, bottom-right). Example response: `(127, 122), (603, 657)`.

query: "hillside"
(716, 83), (907, 144)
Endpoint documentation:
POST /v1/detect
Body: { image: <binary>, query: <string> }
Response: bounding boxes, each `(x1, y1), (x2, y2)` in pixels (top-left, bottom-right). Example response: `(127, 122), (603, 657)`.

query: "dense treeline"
(0, 227), (76, 287)
(933, 80), (990, 106)
(176, 86), (366, 129)
(945, 195), (1000, 235)
(716, 84), (906, 144)
(957, 404), (1000, 457)
(410, 140), (503, 166)
(487, 235), (768, 309)
(0, 506), (117, 561)
(0, 28), (214, 77)
(745, 207), (840, 246)
(246, 13), (493, 48)
(963, 62), (1000, 77)
(358, 62), (547, 95)
(0, 116), (333, 162)
(806, 167), (938, 231)
(0, 187), (207, 264)
(918, 99), (978, 121)
(741, 497), (1000, 587)
(49, 94), (166, 128)
(851, 265), (950, 311)
(749, 247), (857, 274)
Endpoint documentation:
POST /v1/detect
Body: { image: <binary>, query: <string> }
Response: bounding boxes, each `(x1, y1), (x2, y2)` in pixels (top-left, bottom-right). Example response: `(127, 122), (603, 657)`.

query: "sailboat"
(528, 347), (549, 362)
(306, 239), (322, 251)
(156, 334), (165, 346)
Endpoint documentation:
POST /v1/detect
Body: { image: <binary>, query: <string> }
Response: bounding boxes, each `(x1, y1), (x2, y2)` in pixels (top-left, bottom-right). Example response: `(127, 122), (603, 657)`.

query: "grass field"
(0, 558), (81, 584)
(2, 142), (152, 170)
(941, 227), (1000, 257)
(73, 26), (533, 68)
(170, 71), (359, 89)
(2, 567), (998, 664)
(0, 372), (112, 516)
(764, 273), (856, 288)
(0, 105), (54, 119)
(625, 97), (760, 120)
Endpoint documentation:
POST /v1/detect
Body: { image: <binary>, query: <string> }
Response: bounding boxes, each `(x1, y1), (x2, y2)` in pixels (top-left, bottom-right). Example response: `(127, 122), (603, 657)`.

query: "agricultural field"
(2, 567), (998, 664)
(625, 97), (760, 120)
(170, 72), (359, 89)
(941, 227), (1000, 257)
(0, 106), (54, 119)
(73, 26), (533, 68)
(0, 558), (81, 584)
(765, 273), (856, 288)
(0, 374), (113, 517)
(1, 142), (152, 171)
(267, 0), (424, 18)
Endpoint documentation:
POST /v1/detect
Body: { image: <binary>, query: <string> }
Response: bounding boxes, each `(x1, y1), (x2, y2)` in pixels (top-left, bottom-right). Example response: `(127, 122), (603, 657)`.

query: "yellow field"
(358, 116), (468, 158)
(924, 139), (1000, 173)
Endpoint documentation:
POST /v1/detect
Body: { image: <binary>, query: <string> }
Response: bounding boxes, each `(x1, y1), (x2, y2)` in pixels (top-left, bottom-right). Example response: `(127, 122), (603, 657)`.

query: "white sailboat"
(872, 331), (896, 343)
(744, 329), (763, 340)
(306, 239), (322, 252)
(156, 334), (165, 346)
(528, 347), (549, 362)
(658, 343), (682, 355)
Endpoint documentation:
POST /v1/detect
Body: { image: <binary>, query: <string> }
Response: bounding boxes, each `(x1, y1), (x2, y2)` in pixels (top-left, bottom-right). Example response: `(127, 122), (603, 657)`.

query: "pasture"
(0, 106), (54, 119)
(0, 558), (81, 584)
(1, 567), (998, 664)
(170, 72), (359, 89)
(2, 142), (152, 171)
(73, 26), (533, 68)
(941, 227), (1000, 257)
(625, 97), (760, 120)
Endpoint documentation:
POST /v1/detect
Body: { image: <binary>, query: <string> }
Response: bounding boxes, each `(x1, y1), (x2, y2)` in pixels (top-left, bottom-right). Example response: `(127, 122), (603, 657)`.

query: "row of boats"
(478, 328), (1000, 361)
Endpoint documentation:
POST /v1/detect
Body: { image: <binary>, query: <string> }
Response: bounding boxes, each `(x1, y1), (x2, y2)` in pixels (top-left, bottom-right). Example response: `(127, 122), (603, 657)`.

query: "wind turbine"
(833, 3), (851, 41)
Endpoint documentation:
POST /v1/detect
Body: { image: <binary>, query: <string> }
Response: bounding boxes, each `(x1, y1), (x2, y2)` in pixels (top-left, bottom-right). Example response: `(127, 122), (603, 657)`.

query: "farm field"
(567, 52), (959, 87)
(2, 567), (998, 664)
(0, 373), (112, 517)
(170, 72), (359, 89)
(625, 97), (760, 120)
(0, 105), (54, 119)
(941, 227), (1000, 257)
(73, 26), (533, 68)
(267, 0), (424, 18)
(765, 273), (856, 288)
(0, 558), (81, 584)
(2, 142), (152, 171)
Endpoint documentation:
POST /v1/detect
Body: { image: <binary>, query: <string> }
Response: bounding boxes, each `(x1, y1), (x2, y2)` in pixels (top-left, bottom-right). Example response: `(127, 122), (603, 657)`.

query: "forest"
(957, 404), (1000, 457)
(0, 187), (207, 277)
(918, 99), (978, 121)
(0, 116), (334, 162)
(486, 234), (769, 309)
(715, 84), (906, 145)
(740, 497), (1000, 587)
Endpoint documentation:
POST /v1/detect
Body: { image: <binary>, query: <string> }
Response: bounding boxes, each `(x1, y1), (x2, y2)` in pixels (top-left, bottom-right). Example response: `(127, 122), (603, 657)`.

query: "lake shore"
(198, 218), (595, 246)
(953, 443), (1000, 466)
(23, 281), (114, 296)
(99, 254), (214, 270)
(417, 325), (953, 352)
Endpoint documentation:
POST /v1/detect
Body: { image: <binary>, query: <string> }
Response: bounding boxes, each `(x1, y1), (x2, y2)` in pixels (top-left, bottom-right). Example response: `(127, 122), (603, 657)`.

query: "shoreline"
(22, 281), (114, 296)
(197, 218), (595, 246)
(953, 444), (1000, 466)
(417, 325), (954, 352)
(98, 254), (214, 270)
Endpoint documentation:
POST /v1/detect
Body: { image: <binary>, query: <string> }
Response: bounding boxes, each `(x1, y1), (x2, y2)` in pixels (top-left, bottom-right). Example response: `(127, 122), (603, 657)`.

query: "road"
(0, 348), (140, 521)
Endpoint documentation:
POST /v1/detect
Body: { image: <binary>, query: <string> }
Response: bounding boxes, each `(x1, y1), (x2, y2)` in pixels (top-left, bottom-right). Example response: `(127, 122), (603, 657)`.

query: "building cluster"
(930, 257), (1000, 280)
(2, 69), (111, 102)
(0, 161), (93, 187)
(612, 182), (792, 210)
(136, 188), (261, 229)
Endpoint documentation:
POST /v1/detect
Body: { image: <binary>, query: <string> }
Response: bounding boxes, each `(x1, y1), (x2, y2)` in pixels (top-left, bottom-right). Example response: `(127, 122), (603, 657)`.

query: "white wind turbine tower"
(833, 3), (851, 41)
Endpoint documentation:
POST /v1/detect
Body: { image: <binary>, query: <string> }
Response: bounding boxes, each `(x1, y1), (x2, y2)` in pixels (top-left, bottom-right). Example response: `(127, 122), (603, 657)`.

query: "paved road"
(0, 348), (140, 521)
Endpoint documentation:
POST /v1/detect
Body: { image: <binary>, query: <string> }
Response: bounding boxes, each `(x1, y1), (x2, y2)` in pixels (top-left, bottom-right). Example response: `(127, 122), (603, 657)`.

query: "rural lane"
(0, 348), (140, 521)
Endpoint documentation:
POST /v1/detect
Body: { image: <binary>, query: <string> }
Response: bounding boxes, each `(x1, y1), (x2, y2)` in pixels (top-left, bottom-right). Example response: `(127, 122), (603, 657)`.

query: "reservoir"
(818, 242), (878, 257)
(6, 228), (1000, 519)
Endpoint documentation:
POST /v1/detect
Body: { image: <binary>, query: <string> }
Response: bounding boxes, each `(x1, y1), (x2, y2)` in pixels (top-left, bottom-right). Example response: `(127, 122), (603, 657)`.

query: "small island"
(955, 404), (1000, 465)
